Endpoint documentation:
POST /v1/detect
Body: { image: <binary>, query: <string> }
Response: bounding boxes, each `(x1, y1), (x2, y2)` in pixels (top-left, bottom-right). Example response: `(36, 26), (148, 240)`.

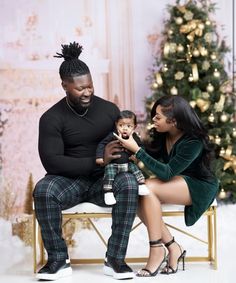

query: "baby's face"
(116, 118), (135, 139)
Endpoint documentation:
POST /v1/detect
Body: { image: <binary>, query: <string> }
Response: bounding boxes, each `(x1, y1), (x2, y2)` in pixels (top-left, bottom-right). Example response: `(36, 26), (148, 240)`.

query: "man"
(33, 42), (138, 281)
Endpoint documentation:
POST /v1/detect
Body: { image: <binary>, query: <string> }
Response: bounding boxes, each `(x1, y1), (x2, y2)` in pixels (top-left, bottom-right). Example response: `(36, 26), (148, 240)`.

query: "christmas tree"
(145, 0), (236, 201)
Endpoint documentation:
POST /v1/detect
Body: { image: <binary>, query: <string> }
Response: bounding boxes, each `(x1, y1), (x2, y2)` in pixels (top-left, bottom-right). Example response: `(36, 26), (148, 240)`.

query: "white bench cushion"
(63, 199), (217, 214)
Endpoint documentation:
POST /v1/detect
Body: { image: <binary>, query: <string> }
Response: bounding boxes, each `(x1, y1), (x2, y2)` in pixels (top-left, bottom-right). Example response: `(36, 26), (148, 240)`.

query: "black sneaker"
(36, 259), (72, 280)
(103, 256), (134, 280)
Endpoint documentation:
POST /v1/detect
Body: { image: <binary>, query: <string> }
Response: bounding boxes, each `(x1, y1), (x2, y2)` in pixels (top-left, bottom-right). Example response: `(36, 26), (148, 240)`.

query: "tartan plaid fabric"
(103, 162), (145, 191)
(33, 173), (138, 261)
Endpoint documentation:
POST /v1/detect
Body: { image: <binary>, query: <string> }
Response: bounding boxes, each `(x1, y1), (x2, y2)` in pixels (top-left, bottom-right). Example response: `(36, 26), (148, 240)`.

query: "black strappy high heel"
(136, 239), (168, 277)
(161, 237), (186, 274)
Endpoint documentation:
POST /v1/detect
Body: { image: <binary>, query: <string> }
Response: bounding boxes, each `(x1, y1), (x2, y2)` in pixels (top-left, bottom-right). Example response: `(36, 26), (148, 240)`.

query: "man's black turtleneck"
(38, 96), (120, 178)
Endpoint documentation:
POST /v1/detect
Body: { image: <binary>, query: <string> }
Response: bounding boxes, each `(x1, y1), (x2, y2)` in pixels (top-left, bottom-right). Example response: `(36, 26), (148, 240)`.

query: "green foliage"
(146, 0), (236, 202)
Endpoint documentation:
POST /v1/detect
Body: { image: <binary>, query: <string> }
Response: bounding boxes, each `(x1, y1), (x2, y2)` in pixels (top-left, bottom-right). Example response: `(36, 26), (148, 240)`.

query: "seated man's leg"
(88, 173), (138, 279)
(33, 174), (91, 280)
(108, 172), (138, 260)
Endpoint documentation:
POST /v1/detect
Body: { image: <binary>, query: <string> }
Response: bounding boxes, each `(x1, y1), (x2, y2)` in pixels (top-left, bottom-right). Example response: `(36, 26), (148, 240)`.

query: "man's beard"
(69, 94), (94, 114)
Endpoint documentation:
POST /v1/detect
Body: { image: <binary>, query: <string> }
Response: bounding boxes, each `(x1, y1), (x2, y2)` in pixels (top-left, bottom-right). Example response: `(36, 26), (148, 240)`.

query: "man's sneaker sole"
(103, 265), (134, 280)
(36, 266), (72, 281)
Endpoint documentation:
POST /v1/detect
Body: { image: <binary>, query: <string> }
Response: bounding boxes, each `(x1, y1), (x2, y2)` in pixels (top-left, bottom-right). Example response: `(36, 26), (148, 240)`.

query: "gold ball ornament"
(193, 49), (200, 57)
(208, 113), (215, 123)
(210, 53), (217, 60)
(214, 135), (221, 145)
(219, 147), (226, 156)
(232, 128), (236, 138)
(175, 17), (183, 25)
(152, 82), (158, 89)
(218, 188), (227, 199)
(177, 44), (184, 52)
(198, 23), (205, 30)
(188, 74), (194, 82)
(200, 47), (208, 56)
(162, 64), (168, 72)
(206, 83), (214, 93)
(189, 101), (196, 108)
(168, 29), (174, 36)
(220, 113), (228, 122)
(170, 86), (178, 95)
(213, 69), (220, 78)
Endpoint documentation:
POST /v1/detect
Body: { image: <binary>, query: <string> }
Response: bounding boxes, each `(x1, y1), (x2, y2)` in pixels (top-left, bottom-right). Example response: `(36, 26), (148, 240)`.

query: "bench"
(33, 200), (217, 272)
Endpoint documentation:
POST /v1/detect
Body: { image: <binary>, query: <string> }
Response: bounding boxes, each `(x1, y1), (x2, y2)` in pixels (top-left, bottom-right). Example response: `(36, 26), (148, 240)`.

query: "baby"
(96, 110), (149, 205)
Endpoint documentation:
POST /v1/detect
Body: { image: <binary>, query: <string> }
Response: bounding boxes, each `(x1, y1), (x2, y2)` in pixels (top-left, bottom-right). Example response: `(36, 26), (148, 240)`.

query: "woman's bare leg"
(137, 191), (166, 275)
(138, 176), (191, 274)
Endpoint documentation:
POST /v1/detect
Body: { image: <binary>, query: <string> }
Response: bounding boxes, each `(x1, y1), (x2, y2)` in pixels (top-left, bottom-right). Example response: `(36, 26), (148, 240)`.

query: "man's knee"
(33, 176), (58, 199)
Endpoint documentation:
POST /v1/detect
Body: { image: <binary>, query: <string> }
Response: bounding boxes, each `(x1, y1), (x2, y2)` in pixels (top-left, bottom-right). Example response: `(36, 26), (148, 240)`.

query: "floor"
(0, 204), (235, 283)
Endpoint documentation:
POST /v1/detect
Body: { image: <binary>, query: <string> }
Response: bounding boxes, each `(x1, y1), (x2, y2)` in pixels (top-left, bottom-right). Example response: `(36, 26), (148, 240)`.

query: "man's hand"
(103, 140), (122, 165)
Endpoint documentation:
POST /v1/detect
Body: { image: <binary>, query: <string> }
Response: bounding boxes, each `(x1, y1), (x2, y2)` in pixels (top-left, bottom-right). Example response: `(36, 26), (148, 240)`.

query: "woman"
(114, 95), (219, 277)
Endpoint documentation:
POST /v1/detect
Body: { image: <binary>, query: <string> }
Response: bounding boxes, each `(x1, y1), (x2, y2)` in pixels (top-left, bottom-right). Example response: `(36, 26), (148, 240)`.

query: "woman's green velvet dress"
(136, 135), (219, 226)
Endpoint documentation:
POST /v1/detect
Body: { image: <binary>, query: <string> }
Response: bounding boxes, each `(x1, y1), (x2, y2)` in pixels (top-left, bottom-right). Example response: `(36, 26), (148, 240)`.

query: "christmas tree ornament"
(223, 154), (236, 174)
(214, 135), (221, 145)
(175, 17), (183, 25)
(164, 43), (170, 57)
(206, 83), (214, 93)
(202, 60), (210, 71)
(200, 46), (208, 56)
(186, 44), (192, 62)
(168, 29), (174, 36)
(208, 113), (215, 123)
(196, 98), (210, 112)
(204, 32), (213, 43)
(162, 64), (168, 72)
(155, 72), (163, 86)
(225, 145), (233, 157)
(193, 48), (200, 57)
(170, 86), (178, 95)
(219, 147), (226, 156)
(192, 64), (199, 81)
(209, 135), (214, 142)
(220, 112), (228, 122)
(198, 23), (205, 30)
(188, 74), (194, 82)
(213, 68), (220, 78)
(175, 71), (184, 80)
(218, 188), (227, 199)
(214, 94), (225, 112)
(232, 128), (236, 138)
(177, 44), (184, 52)
(184, 10), (194, 21)
(152, 82), (158, 89)
(202, 92), (210, 99)
(187, 33), (194, 42)
(205, 19), (211, 26)
(170, 43), (177, 53)
(189, 101), (196, 108)
(210, 52), (217, 60)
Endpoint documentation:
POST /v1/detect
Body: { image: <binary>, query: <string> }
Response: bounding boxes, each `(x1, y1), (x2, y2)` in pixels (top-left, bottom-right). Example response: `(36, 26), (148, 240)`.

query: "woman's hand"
(113, 132), (140, 153)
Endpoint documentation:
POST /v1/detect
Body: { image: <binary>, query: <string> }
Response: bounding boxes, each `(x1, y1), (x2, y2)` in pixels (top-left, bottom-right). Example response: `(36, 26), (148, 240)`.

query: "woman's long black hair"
(149, 95), (214, 171)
